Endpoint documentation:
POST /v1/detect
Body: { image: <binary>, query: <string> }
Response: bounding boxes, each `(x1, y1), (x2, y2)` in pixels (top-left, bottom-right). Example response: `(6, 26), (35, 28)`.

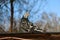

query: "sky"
(44, 0), (60, 17)
(13, 0), (60, 23)
(1, 0), (60, 23)
(0, 0), (60, 31)
(31, 0), (60, 23)
(14, 0), (47, 23)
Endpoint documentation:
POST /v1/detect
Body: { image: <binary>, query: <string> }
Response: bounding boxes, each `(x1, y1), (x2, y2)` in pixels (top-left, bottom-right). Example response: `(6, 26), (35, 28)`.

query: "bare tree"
(15, 0), (47, 33)
(34, 12), (60, 32)
(0, 0), (47, 33)
(0, 0), (10, 32)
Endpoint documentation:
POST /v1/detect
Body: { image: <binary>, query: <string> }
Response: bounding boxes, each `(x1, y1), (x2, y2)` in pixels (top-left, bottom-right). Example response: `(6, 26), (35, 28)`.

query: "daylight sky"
(14, 0), (60, 23)
(44, 0), (60, 17)
(32, 0), (60, 23)
(0, 0), (60, 31)
(1, 0), (60, 23)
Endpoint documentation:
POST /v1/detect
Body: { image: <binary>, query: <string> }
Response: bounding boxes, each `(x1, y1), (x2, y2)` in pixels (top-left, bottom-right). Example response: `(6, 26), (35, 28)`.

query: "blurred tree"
(0, 0), (10, 32)
(0, 0), (47, 33)
(34, 12), (60, 32)
(0, 9), (5, 32)
(15, 0), (47, 33)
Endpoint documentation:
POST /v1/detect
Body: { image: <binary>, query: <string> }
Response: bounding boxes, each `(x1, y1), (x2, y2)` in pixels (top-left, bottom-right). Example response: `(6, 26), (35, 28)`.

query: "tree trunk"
(9, 0), (14, 32)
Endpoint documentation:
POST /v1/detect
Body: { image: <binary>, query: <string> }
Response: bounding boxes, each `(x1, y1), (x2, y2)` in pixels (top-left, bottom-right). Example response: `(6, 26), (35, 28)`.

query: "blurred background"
(0, 0), (60, 33)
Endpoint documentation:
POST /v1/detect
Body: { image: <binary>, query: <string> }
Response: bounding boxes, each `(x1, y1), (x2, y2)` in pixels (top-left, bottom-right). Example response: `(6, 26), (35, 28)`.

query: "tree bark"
(9, 0), (14, 32)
